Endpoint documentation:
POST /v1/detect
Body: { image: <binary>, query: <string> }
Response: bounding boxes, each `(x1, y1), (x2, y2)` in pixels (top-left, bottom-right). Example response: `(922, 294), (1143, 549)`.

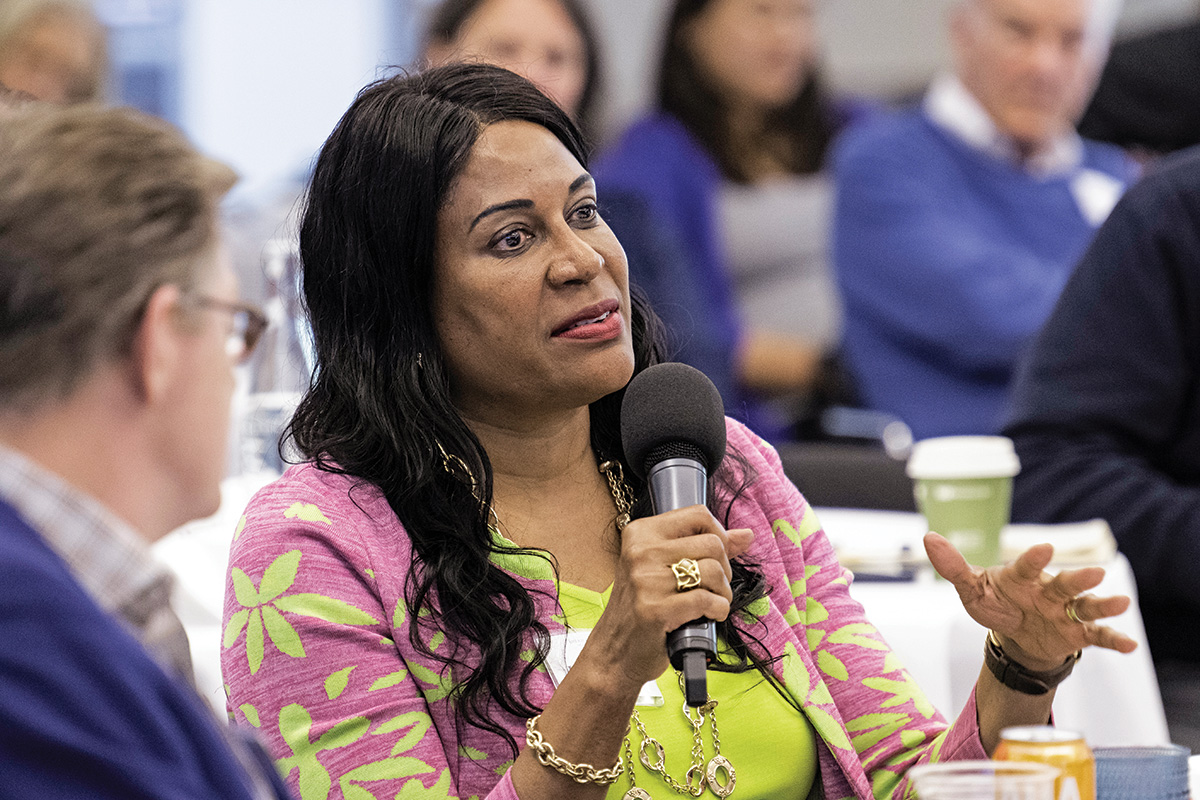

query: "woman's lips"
(553, 307), (623, 341)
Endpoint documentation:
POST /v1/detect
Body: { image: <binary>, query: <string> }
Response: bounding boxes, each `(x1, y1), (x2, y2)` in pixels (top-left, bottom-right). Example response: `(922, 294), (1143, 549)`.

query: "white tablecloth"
(815, 507), (1170, 747)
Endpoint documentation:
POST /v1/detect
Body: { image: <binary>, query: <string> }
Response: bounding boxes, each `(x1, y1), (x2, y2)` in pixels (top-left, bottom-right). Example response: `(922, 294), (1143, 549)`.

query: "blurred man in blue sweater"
(0, 102), (290, 799)
(833, 0), (1137, 439)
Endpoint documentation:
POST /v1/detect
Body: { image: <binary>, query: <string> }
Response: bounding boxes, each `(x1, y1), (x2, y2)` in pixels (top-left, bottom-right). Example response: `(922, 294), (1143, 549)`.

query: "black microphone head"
(621, 362), (726, 479)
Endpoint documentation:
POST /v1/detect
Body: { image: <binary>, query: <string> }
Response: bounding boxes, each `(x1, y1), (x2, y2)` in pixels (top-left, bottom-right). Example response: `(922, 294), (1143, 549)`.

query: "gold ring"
(671, 558), (702, 592)
(1065, 598), (1083, 625)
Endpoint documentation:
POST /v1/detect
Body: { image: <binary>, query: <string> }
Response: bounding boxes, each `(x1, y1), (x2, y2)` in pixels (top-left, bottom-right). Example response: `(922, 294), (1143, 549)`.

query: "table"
(815, 507), (1170, 747)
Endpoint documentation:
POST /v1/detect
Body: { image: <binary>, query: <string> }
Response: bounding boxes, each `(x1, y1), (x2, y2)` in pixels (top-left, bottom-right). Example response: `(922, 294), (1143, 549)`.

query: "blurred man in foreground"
(0, 104), (291, 799)
(834, 0), (1137, 439)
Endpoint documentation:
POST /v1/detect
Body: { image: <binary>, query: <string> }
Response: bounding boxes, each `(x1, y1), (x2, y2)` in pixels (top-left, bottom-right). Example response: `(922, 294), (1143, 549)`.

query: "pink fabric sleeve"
(731, 424), (987, 799)
(220, 465), (522, 800)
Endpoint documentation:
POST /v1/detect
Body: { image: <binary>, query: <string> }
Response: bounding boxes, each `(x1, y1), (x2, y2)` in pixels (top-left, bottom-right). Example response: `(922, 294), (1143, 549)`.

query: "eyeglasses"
(184, 294), (269, 363)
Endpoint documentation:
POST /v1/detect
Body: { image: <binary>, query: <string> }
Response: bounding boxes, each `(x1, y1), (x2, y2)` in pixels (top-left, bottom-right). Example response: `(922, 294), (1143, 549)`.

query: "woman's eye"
(572, 202), (599, 224)
(494, 229), (529, 251)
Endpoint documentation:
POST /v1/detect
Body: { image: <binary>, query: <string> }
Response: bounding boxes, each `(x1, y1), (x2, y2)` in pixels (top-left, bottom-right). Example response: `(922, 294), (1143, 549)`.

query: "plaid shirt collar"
(0, 445), (177, 640)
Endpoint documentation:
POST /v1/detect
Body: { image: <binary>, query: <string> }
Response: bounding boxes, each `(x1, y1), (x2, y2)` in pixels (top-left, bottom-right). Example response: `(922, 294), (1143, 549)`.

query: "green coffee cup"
(906, 436), (1021, 568)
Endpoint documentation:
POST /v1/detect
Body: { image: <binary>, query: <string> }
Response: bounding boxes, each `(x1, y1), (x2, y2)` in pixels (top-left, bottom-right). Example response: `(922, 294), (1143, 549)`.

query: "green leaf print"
(779, 642), (811, 701)
(340, 757), (433, 788)
(274, 593), (380, 625)
(459, 745), (488, 761)
(262, 605), (306, 658)
(232, 567), (261, 606)
(805, 596), (830, 624)
(394, 769), (453, 799)
(325, 666), (356, 700)
(373, 711), (432, 756)
(317, 716), (372, 750)
(259, 550), (302, 603)
(806, 705), (852, 752)
(818, 650), (849, 681)
(284, 502), (333, 525)
(342, 786), (377, 800)
(392, 598), (406, 629)
(862, 675), (937, 719)
(369, 671), (408, 692)
(277, 704), (371, 800)
(239, 703), (261, 728)
(845, 712), (909, 752)
(224, 609), (250, 648)
(246, 608), (265, 674)
(225, 550), (381, 674)
(407, 661), (453, 703)
(828, 623), (888, 651)
(774, 512), (822, 547)
(871, 767), (904, 800)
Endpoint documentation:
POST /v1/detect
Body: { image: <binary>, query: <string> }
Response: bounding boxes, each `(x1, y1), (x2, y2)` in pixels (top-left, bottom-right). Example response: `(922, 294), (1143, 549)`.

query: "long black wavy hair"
(658, 0), (836, 182)
(289, 62), (770, 758)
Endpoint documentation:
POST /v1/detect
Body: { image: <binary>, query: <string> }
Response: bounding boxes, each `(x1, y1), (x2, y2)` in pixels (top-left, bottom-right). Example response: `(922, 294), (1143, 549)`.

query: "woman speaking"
(221, 63), (1135, 800)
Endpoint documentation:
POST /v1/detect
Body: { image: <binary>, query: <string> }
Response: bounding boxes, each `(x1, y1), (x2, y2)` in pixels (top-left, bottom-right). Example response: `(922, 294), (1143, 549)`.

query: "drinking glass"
(908, 760), (1059, 799)
(1094, 745), (1190, 800)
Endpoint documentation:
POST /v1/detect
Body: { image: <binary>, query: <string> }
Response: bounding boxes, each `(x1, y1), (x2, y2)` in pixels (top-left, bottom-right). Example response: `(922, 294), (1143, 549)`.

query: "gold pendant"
(638, 737), (666, 772)
(706, 756), (736, 798)
(623, 790), (653, 800)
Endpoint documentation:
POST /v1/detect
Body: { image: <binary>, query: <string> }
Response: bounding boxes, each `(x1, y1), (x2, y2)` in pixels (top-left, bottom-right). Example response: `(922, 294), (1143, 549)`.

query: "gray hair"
(0, 104), (236, 411)
(956, 0), (1124, 53)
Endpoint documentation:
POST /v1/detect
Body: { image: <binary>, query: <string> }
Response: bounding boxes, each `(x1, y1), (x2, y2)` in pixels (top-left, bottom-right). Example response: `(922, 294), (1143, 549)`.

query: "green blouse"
(556, 580), (819, 800)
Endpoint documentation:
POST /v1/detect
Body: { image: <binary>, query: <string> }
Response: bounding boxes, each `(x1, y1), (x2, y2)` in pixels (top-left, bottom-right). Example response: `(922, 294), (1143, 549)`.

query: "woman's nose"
(547, 230), (604, 285)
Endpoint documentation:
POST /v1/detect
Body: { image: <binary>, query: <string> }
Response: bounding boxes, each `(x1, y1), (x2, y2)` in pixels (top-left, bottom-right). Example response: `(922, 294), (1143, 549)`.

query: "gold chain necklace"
(597, 460), (737, 800)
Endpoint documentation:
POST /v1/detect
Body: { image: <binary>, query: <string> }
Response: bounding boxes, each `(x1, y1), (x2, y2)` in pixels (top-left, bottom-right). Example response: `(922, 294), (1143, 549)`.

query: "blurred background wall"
(86, 0), (1199, 201)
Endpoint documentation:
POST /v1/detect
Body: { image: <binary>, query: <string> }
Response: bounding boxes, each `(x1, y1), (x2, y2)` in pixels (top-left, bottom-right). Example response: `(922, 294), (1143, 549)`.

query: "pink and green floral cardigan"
(221, 419), (986, 800)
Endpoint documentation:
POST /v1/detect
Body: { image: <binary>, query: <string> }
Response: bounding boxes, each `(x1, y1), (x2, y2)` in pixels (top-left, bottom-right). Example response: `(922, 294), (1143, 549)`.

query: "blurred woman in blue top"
(595, 0), (872, 439)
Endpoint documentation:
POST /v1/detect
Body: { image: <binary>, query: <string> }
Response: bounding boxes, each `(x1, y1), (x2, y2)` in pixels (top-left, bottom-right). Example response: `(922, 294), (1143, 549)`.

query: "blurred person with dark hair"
(424, 0), (600, 139)
(0, 0), (107, 104)
(594, 0), (871, 439)
(1005, 146), (1200, 752)
(0, 103), (291, 799)
(833, 0), (1138, 440)
(1079, 19), (1200, 157)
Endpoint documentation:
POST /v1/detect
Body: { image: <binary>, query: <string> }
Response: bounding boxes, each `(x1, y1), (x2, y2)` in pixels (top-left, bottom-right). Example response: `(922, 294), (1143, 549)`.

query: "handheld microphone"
(621, 362), (727, 707)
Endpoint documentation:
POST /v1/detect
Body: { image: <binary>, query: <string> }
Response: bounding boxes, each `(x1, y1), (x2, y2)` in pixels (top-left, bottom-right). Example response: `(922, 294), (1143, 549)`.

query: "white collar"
(924, 73), (1083, 178)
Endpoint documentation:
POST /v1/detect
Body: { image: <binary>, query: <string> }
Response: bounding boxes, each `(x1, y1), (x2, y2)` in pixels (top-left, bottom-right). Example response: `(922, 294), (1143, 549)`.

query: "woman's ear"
(129, 284), (184, 404)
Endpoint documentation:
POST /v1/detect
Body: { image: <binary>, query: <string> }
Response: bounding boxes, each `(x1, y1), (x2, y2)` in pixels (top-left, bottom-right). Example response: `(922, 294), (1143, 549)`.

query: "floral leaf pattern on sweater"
(225, 549), (380, 674)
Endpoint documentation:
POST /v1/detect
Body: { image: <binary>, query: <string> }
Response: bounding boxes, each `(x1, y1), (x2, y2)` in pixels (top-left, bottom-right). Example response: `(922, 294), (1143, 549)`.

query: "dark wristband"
(984, 631), (1081, 695)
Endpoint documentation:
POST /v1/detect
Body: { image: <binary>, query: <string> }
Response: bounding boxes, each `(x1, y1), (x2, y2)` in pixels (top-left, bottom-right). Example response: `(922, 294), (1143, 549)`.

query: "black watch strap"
(984, 631), (1081, 695)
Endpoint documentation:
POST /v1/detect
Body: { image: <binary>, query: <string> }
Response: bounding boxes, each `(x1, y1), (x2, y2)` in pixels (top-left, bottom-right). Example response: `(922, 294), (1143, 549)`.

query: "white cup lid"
(906, 435), (1021, 480)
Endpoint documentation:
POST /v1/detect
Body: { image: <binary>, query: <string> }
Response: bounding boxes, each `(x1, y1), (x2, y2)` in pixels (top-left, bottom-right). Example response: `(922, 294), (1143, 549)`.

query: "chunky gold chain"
(525, 714), (623, 785)
(599, 459), (635, 531)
